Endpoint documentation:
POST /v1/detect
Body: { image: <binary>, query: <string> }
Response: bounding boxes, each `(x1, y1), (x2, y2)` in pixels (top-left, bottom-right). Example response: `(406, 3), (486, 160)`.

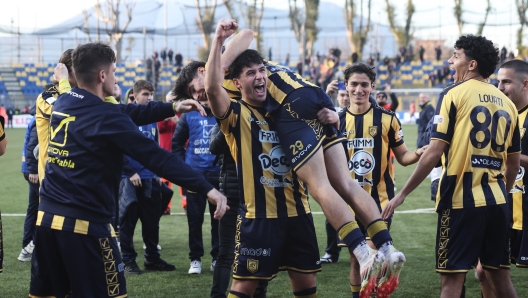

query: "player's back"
(432, 79), (520, 209)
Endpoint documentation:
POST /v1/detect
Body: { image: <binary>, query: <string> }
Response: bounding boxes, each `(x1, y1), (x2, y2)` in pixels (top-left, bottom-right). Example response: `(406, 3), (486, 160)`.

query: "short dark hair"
(72, 42), (116, 85)
(228, 49), (265, 79)
(500, 59), (528, 78)
(59, 49), (74, 73)
(173, 61), (206, 100)
(133, 80), (154, 94)
(454, 35), (499, 79)
(344, 63), (376, 83)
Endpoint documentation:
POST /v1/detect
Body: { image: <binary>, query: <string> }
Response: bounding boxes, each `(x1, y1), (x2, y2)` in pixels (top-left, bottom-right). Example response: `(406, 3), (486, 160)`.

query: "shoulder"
(374, 104), (395, 116)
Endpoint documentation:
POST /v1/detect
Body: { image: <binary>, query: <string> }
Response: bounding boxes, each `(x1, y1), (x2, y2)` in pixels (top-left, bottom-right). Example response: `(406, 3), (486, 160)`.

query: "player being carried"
(188, 19), (405, 297)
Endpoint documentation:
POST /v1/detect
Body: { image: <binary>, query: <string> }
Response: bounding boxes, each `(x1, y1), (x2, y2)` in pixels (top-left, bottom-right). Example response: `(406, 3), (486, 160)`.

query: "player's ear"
(468, 60), (478, 71)
(99, 69), (105, 83)
(232, 78), (242, 90)
(523, 79), (528, 91)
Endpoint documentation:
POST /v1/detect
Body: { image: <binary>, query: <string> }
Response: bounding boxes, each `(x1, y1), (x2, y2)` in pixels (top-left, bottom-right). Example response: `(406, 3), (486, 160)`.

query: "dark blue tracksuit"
(21, 115), (39, 249)
(31, 87), (215, 297)
(173, 110), (220, 262)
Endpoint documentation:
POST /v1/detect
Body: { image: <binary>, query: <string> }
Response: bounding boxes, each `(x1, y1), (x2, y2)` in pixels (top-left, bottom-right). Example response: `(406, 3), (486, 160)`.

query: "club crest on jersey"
(247, 259), (259, 273)
(369, 126), (378, 137)
(349, 150), (375, 176)
(517, 167), (525, 181)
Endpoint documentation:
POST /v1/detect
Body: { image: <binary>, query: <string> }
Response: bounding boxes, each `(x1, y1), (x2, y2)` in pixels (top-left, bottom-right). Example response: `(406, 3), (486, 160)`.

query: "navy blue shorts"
(273, 87), (345, 172)
(232, 213), (321, 280)
(436, 205), (510, 273)
(510, 229), (528, 268)
(29, 225), (127, 297)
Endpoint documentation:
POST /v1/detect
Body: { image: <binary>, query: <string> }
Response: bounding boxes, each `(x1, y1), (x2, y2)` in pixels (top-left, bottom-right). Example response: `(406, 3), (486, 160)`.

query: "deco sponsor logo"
(348, 150), (375, 176)
(259, 146), (291, 175)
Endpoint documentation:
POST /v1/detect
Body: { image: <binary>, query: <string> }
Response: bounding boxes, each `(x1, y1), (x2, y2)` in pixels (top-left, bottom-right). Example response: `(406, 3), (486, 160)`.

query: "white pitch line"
(1, 208), (437, 217)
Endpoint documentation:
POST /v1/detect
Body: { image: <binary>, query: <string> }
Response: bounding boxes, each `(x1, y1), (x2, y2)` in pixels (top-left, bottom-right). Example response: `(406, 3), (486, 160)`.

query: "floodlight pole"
(301, 20), (305, 76)
(164, 0), (168, 49)
(143, 27), (147, 64)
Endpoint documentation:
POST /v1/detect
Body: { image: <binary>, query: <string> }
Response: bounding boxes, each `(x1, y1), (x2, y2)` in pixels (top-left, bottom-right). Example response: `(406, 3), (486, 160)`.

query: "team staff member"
(476, 59), (528, 297)
(29, 42), (227, 298)
(206, 28), (319, 298)
(339, 63), (427, 297)
(382, 35), (519, 298)
(177, 20), (404, 297)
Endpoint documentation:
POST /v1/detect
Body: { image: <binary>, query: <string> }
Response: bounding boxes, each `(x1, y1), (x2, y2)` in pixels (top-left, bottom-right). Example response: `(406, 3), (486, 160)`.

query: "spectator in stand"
(15, 106), (21, 115)
(168, 49), (174, 65)
(160, 48), (167, 65)
(419, 46), (425, 63)
(154, 57), (161, 90)
(268, 47), (272, 61)
(500, 46), (508, 65)
(284, 53), (290, 66)
(152, 50), (158, 59)
(429, 71), (436, 87)
(352, 52), (359, 63)
(146, 57), (153, 83)
(376, 84), (399, 112)
(6, 106), (14, 128)
(18, 107), (38, 262)
(175, 52), (183, 72)
(508, 51), (515, 60)
(22, 105), (30, 114)
(172, 90), (220, 275)
(435, 45), (442, 61)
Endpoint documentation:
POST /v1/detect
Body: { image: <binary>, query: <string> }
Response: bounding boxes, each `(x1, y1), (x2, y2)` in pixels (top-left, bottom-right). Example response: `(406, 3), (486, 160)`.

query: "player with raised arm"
(201, 19), (405, 298)
(382, 35), (520, 298)
(29, 42), (227, 298)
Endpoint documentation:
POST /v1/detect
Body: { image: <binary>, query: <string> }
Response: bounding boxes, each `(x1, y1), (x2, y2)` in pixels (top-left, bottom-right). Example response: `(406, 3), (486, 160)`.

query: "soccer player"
(29, 42), (227, 297)
(214, 21), (404, 297)
(382, 35), (520, 298)
(206, 28), (321, 298)
(475, 59), (528, 298)
(0, 115), (5, 156)
(340, 63), (427, 298)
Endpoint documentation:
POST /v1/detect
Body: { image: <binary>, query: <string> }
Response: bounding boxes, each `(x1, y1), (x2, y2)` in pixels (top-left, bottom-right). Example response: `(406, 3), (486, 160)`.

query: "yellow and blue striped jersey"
(218, 100), (310, 218)
(339, 103), (404, 210)
(431, 79), (521, 210)
(510, 104), (528, 230)
(222, 61), (318, 112)
(0, 115), (5, 142)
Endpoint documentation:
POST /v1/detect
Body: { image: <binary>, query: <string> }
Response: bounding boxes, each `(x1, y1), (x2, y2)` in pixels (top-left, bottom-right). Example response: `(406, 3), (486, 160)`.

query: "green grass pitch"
(0, 125), (526, 297)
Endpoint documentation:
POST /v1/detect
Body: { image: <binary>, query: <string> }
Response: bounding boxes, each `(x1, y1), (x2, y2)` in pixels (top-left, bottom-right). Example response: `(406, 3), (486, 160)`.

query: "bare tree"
(238, 0), (265, 52)
(195, 0), (218, 61)
(476, 0), (491, 36)
(454, 0), (463, 36)
(385, 0), (414, 47)
(516, 0), (528, 56)
(344, 0), (371, 60)
(94, 0), (135, 63)
(82, 10), (92, 42)
(304, 0), (320, 58)
(288, 0), (320, 59)
(222, 0), (237, 20)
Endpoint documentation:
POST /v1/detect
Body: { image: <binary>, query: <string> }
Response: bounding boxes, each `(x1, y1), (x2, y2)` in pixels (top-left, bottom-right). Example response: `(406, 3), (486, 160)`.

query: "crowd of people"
(3, 17), (528, 298)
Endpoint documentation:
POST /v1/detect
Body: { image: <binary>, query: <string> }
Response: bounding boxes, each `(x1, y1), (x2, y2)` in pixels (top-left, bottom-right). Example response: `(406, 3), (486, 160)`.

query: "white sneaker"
(142, 243), (161, 250)
(210, 260), (216, 272)
(188, 260), (202, 274)
(25, 240), (35, 254)
(17, 248), (32, 262)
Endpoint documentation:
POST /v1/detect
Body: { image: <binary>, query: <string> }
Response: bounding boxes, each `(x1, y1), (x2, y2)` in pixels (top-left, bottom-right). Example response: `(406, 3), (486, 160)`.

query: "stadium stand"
(0, 60), (500, 108)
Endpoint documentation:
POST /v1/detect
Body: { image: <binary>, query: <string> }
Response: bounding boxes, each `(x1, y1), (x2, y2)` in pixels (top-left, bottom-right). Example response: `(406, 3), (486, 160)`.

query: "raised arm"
(221, 28), (254, 71)
(206, 19), (239, 117)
